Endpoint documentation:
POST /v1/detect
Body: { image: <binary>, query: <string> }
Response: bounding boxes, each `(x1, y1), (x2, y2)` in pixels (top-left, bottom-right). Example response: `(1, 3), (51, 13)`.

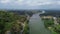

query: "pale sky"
(0, 0), (60, 10)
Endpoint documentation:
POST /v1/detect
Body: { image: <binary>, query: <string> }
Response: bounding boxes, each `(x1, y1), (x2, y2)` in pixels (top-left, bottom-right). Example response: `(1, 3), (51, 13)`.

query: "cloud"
(0, 0), (10, 3)
(57, 1), (60, 4)
(27, 2), (53, 6)
(0, 0), (59, 5)
(0, 0), (60, 8)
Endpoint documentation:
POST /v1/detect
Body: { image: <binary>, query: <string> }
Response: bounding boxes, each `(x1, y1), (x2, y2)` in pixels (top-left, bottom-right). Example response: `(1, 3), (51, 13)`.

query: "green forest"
(0, 11), (29, 34)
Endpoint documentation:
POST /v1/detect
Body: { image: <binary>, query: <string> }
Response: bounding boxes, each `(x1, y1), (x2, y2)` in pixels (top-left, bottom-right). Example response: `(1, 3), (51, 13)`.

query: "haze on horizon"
(0, 0), (60, 10)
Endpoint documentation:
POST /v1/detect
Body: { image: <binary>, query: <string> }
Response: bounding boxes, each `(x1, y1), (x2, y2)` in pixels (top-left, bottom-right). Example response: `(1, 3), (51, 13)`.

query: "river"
(29, 13), (52, 34)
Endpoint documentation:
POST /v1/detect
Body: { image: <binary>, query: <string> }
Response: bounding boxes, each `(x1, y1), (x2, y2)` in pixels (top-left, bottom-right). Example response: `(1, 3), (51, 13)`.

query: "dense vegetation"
(40, 10), (60, 34)
(42, 18), (60, 34)
(0, 11), (29, 34)
(43, 18), (54, 28)
(8, 10), (34, 17)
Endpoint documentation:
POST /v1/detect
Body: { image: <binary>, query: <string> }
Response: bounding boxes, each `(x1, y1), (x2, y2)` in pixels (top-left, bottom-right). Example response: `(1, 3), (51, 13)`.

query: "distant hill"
(40, 10), (60, 17)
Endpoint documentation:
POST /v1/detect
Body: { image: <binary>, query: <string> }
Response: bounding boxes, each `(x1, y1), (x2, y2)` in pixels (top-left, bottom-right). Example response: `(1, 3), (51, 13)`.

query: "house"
(53, 17), (59, 25)
(41, 16), (53, 19)
(57, 18), (60, 24)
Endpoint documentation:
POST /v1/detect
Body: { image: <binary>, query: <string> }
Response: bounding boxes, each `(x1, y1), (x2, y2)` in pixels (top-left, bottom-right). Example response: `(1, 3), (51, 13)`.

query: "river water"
(29, 13), (52, 34)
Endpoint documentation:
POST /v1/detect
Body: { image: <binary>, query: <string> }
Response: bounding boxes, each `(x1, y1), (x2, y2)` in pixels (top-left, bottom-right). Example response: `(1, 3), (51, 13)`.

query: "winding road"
(29, 13), (52, 34)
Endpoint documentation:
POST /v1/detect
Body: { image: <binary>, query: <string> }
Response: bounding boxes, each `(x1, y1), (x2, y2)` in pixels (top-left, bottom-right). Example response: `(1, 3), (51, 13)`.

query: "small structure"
(41, 16), (53, 19)
(53, 17), (59, 25)
(57, 17), (60, 24)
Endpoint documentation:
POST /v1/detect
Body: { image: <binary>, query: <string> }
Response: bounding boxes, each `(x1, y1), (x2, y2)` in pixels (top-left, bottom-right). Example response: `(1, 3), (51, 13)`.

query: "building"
(41, 16), (53, 19)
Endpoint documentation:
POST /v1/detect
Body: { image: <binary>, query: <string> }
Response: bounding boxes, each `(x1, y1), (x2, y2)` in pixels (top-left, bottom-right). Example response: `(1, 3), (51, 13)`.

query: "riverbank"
(41, 17), (60, 34)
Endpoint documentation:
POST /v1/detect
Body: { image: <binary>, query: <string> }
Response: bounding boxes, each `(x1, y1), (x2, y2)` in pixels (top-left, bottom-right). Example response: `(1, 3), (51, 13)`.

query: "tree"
(0, 11), (19, 34)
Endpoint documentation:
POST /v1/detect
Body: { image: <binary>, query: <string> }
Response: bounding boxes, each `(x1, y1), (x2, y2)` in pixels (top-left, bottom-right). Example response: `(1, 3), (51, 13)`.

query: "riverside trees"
(0, 11), (29, 34)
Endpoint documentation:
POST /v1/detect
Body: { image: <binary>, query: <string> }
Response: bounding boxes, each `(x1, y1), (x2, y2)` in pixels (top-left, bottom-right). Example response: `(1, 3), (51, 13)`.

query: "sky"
(0, 0), (60, 10)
